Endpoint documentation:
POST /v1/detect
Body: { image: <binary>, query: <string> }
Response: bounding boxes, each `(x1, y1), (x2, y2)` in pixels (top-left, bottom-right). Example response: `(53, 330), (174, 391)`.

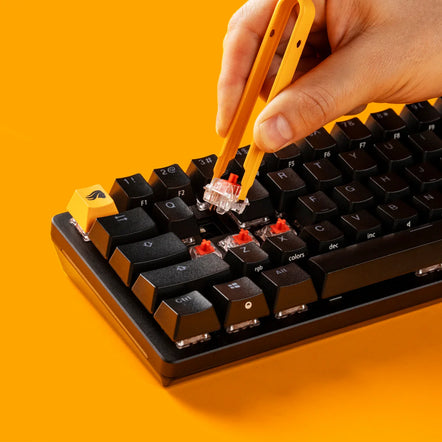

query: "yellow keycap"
(67, 184), (118, 233)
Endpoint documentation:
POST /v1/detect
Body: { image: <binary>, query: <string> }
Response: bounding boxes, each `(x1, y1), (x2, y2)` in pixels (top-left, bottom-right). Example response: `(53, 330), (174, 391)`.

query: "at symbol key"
(211, 277), (270, 333)
(88, 207), (158, 259)
(149, 164), (196, 205)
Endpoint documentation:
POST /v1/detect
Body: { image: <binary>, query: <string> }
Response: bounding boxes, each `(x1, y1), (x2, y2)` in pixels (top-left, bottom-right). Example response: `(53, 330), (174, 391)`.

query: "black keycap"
(149, 164), (196, 205)
(231, 180), (274, 224)
(331, 117), (374, 151)
(265, 168), (307, 212)
(412, 190), (442, 221)
(372, 140), (414, 172)
(400, 101), (441, 132)
(435, 98), (442, 113)
(211, 277), (270, 330)
(259, 263), (318, 316)
(300, 220), (345, 254)
(339, 210), (382, 242)
(368, 172), (410, 202)
(332, 181), (375, 213)
(132, 254), (231, 313)
(308, 219), (442, 299)
(110, 173), (154, 212)
(153, 291), (220, 345)
(152, 197), (199, 240)
(406, 131), (442, 162)
(302, 158), (343, 191)
(366, 108), (408, 141)
(226, 145), (268, 178)
(223, 242), (270, 278)
(109, 232), (189, 286)
(404, 163), (442, 192)
(264, 144), (302, 171)
(293, 191), (338, 225)
(261, 230), (308, 265)
(337, 149), (378, 180)
(89, 207), (158, 259)
(298, 128), (337, 160)
(376, 200), (419, 231)
(186, 154), (217, 200)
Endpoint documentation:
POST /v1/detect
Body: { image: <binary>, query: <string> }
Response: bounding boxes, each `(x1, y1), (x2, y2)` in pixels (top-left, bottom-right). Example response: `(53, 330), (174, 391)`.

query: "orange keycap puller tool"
(203, 0), (315, 213)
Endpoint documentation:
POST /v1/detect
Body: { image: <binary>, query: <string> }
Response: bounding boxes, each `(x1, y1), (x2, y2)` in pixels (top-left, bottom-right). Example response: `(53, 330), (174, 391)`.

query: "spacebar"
(308, 220), (442, 299)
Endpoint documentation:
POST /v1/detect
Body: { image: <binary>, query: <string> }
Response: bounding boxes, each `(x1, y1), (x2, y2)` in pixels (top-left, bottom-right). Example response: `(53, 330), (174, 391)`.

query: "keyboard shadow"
(168, 302), (441, 418)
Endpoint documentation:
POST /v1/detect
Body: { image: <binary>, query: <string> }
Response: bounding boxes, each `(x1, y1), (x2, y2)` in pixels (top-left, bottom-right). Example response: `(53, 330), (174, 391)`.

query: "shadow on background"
(168, 302), (442, 419)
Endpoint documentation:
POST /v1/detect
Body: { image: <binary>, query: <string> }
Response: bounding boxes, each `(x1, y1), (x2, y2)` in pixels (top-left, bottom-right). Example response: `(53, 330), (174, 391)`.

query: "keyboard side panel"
(51, 212), (442, 383)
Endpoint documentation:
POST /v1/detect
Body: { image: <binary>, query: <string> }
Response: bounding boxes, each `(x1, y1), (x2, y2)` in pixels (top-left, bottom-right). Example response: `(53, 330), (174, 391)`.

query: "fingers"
(216, 0), (279, 137)
(216, 0), (327, 137)
(253, 37), (380, 152)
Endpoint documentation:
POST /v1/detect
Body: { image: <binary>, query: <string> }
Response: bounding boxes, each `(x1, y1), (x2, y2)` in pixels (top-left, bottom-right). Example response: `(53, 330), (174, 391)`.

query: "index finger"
(216, 0), (325, 137)
(216, 0), (279, 137)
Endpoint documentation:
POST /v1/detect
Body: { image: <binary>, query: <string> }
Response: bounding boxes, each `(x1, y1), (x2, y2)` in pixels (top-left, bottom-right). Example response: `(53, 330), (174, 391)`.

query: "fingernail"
(258, 114), (293, 151)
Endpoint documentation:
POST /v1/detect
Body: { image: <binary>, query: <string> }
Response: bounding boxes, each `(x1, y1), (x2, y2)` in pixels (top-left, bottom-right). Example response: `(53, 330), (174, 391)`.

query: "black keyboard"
(51, 101), (442, 385)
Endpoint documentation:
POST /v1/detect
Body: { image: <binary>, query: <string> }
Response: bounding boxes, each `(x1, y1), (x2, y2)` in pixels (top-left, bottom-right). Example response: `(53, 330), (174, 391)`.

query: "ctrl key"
(154, 291), (220, 349)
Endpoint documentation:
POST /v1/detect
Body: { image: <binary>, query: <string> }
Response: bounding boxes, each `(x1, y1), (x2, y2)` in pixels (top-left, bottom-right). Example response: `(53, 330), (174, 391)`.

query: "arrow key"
(89, 207), (158, 259)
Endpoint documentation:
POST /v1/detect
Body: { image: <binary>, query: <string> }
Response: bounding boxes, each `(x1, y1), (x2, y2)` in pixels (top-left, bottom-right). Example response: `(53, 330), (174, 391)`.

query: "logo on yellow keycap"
(86, 190), (106, 200)
(67, 184), (118, 234)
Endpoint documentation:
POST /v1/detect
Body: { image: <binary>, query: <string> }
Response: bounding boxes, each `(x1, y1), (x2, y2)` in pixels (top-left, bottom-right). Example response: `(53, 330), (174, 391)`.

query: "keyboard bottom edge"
(51, 213), (442, 384)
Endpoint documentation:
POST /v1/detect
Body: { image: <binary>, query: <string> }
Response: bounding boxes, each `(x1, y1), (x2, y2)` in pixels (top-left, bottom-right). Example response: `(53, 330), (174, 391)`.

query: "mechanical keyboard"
(51, 100), (442, 385)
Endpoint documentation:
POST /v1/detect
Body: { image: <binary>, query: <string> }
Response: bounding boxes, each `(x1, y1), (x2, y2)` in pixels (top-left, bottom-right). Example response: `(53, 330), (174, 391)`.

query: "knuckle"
(295, 86), (336, 129)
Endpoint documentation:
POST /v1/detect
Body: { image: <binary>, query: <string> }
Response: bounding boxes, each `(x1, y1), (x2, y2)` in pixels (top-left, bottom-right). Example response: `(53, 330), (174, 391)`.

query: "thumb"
(253, 38), (379, 152)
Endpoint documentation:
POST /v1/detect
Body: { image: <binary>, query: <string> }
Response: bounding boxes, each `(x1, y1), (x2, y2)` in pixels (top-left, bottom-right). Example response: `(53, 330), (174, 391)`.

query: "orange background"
(0, 1), (441, 441)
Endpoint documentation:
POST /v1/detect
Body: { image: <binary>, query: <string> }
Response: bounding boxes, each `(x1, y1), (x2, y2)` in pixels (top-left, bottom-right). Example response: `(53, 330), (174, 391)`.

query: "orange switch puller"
(206, 0), (315, 207)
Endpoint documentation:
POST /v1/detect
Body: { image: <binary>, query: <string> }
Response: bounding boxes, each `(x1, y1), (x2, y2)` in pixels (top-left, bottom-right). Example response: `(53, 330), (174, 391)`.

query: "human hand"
(216, 0), (442, 152)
